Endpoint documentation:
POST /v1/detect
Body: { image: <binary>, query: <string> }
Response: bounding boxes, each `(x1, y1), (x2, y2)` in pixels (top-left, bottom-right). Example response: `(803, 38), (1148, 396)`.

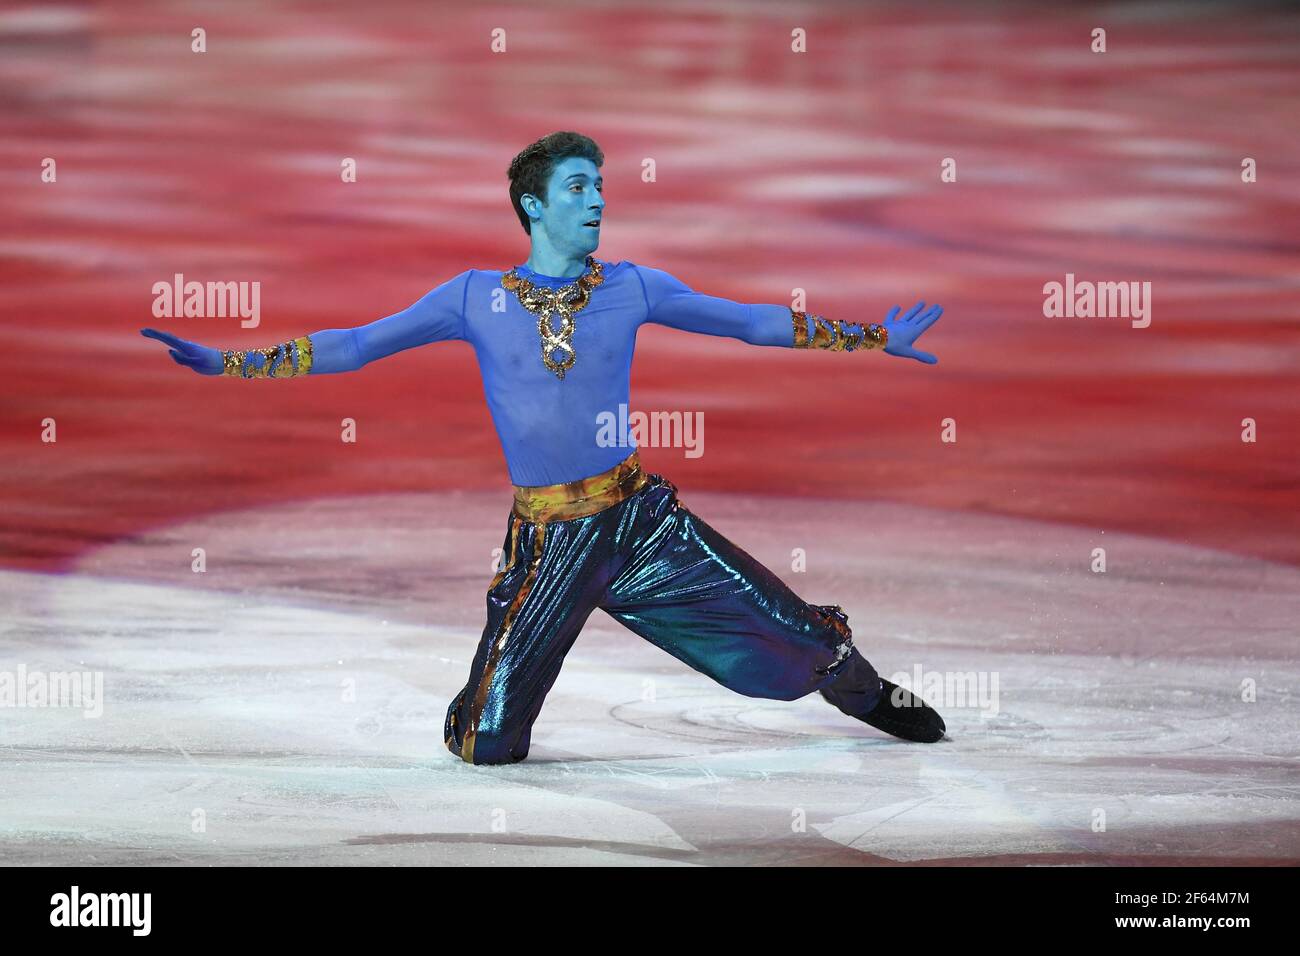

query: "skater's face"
(523, 155), (604, 259)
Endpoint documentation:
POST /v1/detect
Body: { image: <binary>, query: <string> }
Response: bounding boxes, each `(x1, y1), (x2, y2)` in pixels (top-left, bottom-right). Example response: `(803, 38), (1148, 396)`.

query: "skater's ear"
(520, 191), (545, 227)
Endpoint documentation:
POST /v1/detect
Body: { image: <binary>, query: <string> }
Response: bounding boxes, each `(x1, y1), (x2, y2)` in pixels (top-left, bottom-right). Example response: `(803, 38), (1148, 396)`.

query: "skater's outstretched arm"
(634, 264), (943, 365)
(141, 270), (471, 376)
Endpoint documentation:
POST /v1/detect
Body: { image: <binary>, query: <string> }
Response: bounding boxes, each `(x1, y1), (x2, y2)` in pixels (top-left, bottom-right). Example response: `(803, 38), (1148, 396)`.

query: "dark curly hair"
(507, 131), (605, 235)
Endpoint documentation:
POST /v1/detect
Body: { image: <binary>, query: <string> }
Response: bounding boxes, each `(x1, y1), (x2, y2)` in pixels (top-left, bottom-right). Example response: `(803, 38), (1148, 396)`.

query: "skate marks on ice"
(0, 489), (1294, 864)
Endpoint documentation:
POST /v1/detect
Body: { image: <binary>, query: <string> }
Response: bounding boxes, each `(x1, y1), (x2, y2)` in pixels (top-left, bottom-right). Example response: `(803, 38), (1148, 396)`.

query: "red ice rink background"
(1, 0), (1296, 574)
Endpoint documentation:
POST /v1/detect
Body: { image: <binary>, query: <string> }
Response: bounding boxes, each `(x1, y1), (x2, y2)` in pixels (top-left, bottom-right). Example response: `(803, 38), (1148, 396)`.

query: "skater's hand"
(881, 301), (943, 365)
(140, 328), (223, 375)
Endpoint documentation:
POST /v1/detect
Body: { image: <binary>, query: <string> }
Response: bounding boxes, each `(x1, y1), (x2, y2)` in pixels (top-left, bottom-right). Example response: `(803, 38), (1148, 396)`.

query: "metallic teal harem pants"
(444, 456), (879, 765)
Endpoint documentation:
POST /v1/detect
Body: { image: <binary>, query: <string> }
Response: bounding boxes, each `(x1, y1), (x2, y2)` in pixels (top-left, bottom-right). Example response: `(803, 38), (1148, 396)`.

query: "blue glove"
(882, 301), (943, 365)
(140, 328), (224, 375)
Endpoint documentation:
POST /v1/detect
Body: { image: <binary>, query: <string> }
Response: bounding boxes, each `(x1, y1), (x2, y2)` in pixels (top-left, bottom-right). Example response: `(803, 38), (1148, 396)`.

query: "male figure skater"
(143, 131), (947, 765)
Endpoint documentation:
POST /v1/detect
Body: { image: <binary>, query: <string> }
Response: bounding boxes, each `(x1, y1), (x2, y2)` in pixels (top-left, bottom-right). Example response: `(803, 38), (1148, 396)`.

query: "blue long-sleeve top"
(306, 259), (822, 486)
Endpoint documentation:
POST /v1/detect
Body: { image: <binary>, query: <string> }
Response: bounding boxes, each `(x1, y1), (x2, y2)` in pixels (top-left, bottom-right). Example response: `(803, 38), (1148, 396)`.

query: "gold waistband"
(512, 450), (649, 523)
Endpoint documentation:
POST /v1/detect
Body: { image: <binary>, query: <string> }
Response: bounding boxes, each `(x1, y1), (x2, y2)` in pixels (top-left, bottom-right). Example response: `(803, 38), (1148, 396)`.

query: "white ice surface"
(1, 490), (1296, 865)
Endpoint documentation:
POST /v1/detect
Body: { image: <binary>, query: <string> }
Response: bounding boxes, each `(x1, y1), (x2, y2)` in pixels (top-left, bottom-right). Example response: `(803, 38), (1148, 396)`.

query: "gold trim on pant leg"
(487, 516), (522, 592)
(445, 686), (466, 750)
(449, 517), (523, 755)
(462, 521), (547, 764)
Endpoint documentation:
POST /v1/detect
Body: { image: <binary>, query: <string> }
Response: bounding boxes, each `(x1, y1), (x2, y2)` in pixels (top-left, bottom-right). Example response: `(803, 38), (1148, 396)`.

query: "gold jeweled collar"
(500, 256), (605, 379)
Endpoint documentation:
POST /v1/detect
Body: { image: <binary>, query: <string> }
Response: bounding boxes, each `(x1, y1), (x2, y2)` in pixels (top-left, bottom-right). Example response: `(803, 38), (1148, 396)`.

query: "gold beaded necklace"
(500, 256), (605, 379)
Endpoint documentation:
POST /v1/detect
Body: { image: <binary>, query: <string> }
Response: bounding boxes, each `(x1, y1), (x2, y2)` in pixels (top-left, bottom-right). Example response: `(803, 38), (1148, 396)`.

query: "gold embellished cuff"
(222, 335), (314, 378)
(791, 310), (887, 352)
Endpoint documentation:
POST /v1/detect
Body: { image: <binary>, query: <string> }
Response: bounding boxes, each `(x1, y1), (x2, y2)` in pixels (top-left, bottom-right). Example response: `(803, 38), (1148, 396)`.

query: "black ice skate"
(858, 678), (947, 743)
(820, 650), (947, 743)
